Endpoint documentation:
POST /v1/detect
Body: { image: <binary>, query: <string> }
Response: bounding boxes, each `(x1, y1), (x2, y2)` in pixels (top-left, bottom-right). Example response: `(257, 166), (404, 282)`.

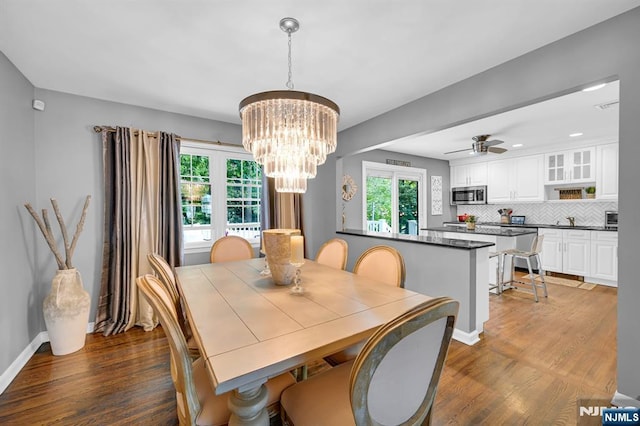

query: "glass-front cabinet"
(544, 147), (595, 184)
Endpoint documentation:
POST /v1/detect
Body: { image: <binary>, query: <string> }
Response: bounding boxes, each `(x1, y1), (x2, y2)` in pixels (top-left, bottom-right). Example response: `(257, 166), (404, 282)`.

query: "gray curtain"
(95, 127), (183, 336)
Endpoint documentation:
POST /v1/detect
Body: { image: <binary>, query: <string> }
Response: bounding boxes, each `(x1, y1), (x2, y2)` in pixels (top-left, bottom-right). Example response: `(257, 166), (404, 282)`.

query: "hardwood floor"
(0, 277), (617, 425)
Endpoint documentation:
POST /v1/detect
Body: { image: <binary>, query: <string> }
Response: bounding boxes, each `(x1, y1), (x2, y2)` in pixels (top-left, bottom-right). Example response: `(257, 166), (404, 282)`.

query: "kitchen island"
(422, 225), (538, 287)
(337, 229), (494, 345)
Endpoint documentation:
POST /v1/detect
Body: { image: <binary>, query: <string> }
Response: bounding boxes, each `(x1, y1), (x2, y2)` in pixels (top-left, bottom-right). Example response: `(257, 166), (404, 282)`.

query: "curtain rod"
(93, 125), (241, 148)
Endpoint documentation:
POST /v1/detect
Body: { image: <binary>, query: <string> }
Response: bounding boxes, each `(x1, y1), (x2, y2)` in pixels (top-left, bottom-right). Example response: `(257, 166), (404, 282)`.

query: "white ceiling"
(385, 80), (620, 161)
(0, 1), (637, 133)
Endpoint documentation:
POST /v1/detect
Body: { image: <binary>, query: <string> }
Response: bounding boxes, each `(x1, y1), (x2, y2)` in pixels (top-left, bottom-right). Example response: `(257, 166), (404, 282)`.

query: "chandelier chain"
(286, 31), (294, 90)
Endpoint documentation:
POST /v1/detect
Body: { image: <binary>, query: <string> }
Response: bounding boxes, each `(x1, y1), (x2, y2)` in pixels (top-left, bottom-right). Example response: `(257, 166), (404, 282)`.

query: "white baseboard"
(0, 331), (47, 394)
(453, 328), (481, 345)
(0, 322), (95, 395)
(612, 391), (640, 408)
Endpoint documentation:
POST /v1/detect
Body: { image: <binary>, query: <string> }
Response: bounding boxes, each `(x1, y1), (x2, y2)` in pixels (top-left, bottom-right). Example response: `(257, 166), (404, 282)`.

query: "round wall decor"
(342, 174), (357, 201)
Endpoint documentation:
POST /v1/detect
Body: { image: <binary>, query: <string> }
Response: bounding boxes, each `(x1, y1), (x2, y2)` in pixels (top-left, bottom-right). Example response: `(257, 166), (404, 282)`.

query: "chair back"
(315, 238), (348, 270)
(147, 253), (180, 305)
(350, 297), (459, 425)
(531, 234), (544, 254)
(137, 274), (201, 426)
(209, 235), (254, 263)
(353, 245), (406, 288)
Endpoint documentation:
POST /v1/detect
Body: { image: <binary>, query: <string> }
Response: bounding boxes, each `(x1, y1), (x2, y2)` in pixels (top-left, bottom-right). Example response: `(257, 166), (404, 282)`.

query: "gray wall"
(0, 72), (244, 376)
(340, 149), (454, 231)
(0, 52), (36, 375)
(320, 8), (640, 401)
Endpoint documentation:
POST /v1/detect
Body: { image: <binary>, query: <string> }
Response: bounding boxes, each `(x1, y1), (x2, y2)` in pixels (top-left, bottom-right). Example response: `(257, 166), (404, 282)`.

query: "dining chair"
(209, 235), (254, 263)
(147, 253), (200, 359)
(315, 238), (348, 270)
(325, 245), (407, 366)
(281, 297), (459, 426)
(502, 234), (548, 302)
(136, 274), (296, 425)
(353, 245), (406, 288)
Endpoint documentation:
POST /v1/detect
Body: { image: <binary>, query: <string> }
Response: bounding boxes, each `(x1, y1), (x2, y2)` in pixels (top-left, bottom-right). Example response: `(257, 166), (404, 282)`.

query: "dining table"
(175, 257), (434, 425)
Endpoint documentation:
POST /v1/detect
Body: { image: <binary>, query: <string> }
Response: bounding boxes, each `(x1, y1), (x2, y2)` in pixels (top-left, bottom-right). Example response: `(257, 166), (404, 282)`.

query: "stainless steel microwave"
(451, 185), (487, 205)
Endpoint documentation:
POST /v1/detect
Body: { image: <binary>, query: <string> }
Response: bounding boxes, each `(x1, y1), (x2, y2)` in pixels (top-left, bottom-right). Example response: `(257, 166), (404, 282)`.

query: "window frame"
(180, 141), (261, 254)
(361, 161), (427, 234)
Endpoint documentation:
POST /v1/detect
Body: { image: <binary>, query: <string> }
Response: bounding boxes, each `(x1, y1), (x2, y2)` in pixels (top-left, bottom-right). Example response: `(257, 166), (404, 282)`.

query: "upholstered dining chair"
(315, 238), (348, 270)
(147, 253), (200, 359)
(209, 235), (254, 263)
(353, 245), (406, 288)
(325, 245), (407, 366)
(137, 274), (296, 425)
(281, 297), (459, 426)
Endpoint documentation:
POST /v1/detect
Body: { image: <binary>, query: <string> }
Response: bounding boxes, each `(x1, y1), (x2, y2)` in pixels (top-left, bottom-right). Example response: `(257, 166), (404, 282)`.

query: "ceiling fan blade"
(487, 146), (507, 154)
(484, 139), (504, 147)
(444, 147), (473, 155)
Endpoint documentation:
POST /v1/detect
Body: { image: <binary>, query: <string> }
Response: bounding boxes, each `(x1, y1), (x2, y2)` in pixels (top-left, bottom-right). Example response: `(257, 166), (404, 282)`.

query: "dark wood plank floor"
(0, 277), (617, 425)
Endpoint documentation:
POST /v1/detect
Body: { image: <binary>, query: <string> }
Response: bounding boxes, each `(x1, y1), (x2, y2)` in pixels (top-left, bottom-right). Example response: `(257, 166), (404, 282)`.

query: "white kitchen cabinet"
(596, 143), (618, 200)
(451, 162), (487, 187)
(590, 231), (618, 282)
(487, 155), (544, 203)
(539, 228), (563, 273)
(538, 228), (590, 276)
(544, 147), (595, 184)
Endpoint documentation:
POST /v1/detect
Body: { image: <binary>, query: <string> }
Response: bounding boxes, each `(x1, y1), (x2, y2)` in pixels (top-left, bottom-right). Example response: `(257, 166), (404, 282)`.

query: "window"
(180, 142), (262, 252)
(362, 161), (427, 235)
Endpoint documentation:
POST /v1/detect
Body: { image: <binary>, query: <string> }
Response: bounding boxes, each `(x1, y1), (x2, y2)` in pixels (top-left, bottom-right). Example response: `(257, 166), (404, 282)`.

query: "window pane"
(366, 176), (392, 232)
(398, 179), (419, 235)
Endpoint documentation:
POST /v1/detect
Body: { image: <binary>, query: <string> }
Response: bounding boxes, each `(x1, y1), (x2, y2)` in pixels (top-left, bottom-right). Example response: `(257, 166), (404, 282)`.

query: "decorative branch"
(67, 195), (91, 267)
(24, 203), (66, 269)
(24, 195), (91, 270)
(51, 199), (72, 269)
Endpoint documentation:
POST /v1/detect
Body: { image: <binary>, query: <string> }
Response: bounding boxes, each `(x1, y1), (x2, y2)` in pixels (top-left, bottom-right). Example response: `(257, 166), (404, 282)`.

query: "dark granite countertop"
(442, 221), (617, 232)
(423, 226), (537, 237)
(337, 229), (495, 250)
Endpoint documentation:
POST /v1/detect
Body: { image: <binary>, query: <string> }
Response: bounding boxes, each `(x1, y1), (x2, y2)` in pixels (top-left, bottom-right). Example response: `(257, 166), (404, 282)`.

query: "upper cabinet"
(596, 143), (619, 200)
(450, 162), (487, 187)
(544, 147), (595, 185)
(487, 154), (544, 203)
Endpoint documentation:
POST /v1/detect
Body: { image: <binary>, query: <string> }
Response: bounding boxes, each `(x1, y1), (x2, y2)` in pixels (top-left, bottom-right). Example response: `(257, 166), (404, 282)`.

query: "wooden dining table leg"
(228, 381), (269, 426)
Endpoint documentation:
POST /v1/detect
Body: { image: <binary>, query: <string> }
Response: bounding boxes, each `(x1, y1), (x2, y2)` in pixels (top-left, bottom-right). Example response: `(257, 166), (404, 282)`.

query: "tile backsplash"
(457, 201), (618, 227)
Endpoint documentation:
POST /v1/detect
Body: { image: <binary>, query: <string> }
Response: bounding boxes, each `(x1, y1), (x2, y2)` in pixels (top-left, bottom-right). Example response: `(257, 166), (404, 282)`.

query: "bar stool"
(488, 251), (506, 294)
(502, 234), (548, 302)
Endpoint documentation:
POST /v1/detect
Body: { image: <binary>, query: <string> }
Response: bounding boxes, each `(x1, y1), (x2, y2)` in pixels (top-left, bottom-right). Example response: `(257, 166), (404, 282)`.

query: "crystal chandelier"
(239, 17), (340, 193)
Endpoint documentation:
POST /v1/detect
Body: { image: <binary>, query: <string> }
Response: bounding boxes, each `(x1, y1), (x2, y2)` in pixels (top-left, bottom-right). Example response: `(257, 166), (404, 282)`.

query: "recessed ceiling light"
(582, 83), (606, 92)
(569, 132), (583, 137)
(512, 143), (523, 148)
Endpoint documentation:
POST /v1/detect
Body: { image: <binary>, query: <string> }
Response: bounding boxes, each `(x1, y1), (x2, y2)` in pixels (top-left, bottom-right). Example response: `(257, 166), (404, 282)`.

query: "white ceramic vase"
(43, 268), (91, 355)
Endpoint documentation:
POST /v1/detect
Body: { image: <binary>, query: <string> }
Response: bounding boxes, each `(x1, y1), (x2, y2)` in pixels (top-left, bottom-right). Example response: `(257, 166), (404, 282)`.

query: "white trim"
(0, 332), (48, 394)
(452, 328), (481, 346)
(0, 322), (95, 395)
(612, 391), (640, 408)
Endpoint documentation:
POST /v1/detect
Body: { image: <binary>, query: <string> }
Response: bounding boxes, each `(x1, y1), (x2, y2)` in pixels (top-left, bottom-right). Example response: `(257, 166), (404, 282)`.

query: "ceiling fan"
(444, 135), (508, 155)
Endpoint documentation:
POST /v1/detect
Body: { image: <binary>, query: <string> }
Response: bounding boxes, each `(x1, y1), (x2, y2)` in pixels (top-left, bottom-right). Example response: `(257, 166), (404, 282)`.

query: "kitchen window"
(362, 161), (427, 235)
(180, 141), (262, 252)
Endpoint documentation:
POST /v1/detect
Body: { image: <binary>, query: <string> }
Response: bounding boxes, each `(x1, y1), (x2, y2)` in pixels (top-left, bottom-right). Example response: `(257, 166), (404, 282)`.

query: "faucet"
(566, 216), (576, 227)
